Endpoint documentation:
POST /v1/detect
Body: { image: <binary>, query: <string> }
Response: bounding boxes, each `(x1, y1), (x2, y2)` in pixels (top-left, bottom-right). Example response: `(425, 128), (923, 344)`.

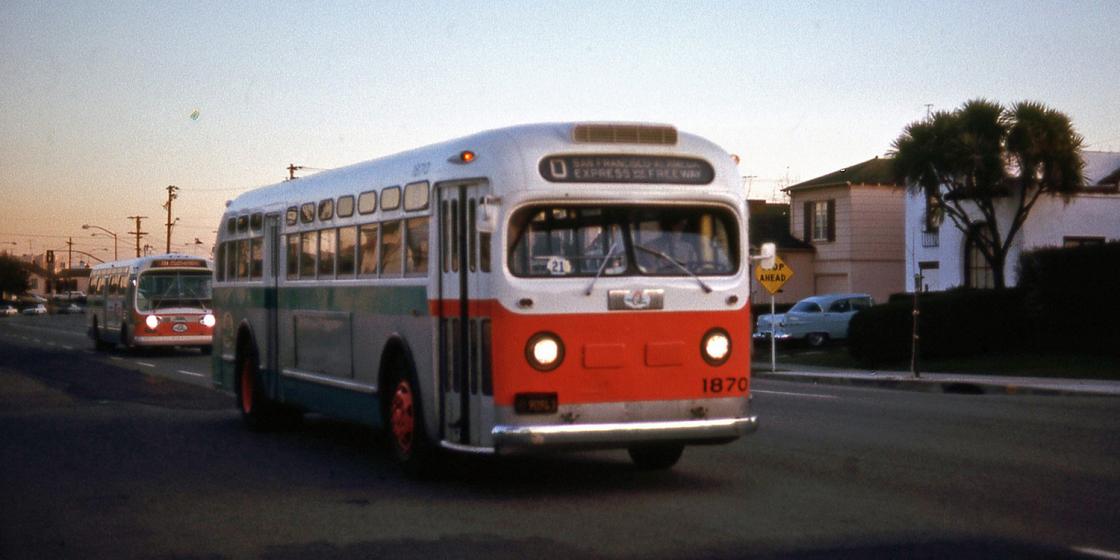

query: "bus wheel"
(387, 374), (436, 475)
(91, 321), (111, 351)
(628, 444), (684, 470)
(236, 352), (298, 431)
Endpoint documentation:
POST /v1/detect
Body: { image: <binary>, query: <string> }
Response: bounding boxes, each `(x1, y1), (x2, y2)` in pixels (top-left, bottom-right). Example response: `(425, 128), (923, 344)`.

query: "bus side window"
(338, 227), (356, 277)
(299, 231), (316, 278)
(450, 199), (459, 273)
(405, 216), (429, 277)
(286, 235), (299, 280)
(442, 200), (451, 273)
(238, 239), (250, 280)
(358, 224), (378, 276)
(215, 243), (225, 282)
(250, 237), (263, 280)
(468, 200), (477, 272)
(318, 228), (337, 279)
(380, 220), (402, 277)
(480, 230), (491, 273)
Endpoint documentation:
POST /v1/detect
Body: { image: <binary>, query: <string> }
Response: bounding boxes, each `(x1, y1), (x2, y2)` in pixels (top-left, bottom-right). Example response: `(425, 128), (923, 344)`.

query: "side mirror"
(757, 242), (776, 270)
(477, 195), (500, 234)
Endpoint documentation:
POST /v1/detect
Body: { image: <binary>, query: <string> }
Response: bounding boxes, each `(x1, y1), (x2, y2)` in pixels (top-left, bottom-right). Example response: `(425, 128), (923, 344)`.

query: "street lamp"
(82, 224), (118, 260)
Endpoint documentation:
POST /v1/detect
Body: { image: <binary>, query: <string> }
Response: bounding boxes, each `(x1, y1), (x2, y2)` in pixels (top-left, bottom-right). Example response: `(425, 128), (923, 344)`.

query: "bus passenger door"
(264, 215), (281, 392)
(437, 180), (494, 447)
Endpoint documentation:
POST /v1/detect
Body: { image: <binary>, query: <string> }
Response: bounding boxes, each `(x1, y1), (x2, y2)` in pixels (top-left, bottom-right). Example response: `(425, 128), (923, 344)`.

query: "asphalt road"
(2, 315), (1118, 559)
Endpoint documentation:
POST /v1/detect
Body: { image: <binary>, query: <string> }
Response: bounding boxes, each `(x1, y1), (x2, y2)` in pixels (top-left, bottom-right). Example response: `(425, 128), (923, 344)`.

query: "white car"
(21, 304), (47, 315)
(1, 305), (18, 317)
(754, 293), (873, 347)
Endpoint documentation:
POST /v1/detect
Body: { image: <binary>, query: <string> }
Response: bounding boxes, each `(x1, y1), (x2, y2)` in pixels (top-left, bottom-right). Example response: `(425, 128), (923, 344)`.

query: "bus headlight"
(145, 315), (160, 330)
(201, 313), (216, 328)
(525, 332), (564, 372)
(701, 328), (731, 366)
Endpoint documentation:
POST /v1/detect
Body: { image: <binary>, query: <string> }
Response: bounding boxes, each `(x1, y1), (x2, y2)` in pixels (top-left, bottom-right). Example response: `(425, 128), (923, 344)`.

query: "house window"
(964, 226), (993, 289)
(803, 200), (835, 242)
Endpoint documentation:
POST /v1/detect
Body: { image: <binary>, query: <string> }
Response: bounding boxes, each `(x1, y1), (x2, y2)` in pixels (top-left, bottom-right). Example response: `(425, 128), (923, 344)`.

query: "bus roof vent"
(572, 124), (678, 145)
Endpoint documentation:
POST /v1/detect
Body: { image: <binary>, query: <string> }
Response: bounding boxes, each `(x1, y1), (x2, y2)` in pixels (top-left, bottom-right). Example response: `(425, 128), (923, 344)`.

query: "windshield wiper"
(584, 241), (620, 296)
(634, 244), (712, 293)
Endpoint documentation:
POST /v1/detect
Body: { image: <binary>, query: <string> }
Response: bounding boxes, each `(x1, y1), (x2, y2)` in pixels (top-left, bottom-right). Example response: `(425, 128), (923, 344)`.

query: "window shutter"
(803, 201), (812, 241)
(826, 200), (836, 242)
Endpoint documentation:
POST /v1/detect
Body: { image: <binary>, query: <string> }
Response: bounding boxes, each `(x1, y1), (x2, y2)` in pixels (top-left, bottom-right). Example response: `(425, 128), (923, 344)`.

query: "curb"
(753, 371), (1115, 398)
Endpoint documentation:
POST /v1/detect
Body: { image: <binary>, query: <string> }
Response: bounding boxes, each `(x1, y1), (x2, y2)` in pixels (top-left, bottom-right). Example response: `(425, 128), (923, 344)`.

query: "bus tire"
(386, 367), (437, 476)
(236, 349), (299, 431)
(91, 320), (112, 351)
(628, 443), (684, 470)
(120, 325), (134, 352)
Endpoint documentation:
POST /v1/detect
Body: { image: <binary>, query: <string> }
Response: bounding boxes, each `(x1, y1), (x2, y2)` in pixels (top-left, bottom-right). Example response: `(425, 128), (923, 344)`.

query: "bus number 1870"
(702, 377), (748, 394)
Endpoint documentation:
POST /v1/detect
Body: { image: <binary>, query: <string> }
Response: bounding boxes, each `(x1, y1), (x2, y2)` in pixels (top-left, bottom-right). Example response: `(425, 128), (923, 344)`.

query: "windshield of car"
(136, 271), (212, 311)
(508, 205), (738, 278)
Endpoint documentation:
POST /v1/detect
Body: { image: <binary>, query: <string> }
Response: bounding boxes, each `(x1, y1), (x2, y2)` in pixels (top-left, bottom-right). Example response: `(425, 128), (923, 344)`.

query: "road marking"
(753, 389), (838, 400)
(1074, 547), (1120, 560)
(109, 356), (124, 362)
(177, 370), (205, 378)
(62, 345), (74, 350)
(46, 341), (57, 346)
(135, 361), (156, 368)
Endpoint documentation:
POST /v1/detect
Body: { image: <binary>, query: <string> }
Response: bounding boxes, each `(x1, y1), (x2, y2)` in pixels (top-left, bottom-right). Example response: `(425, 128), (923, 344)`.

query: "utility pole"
(163, 185), (179, 253)
(128, 216), (148, 258)
(287, 163), (304, 181)
(66, 237), (73, 271)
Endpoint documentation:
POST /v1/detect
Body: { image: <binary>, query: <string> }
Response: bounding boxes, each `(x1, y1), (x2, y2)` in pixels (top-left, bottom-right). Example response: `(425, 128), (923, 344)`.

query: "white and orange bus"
(87, 254), (215, 352)
(211, 122), (757, 471)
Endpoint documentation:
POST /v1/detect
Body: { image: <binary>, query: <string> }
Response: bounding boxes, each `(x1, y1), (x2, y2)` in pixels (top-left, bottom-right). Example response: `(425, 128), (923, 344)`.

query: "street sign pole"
(753, 251), (793, 375)
(770, 293), (776, 373)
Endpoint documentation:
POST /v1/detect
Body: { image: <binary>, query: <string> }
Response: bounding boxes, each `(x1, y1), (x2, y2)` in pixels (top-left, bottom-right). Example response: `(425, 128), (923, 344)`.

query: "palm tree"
(892, 99), (1083, 288)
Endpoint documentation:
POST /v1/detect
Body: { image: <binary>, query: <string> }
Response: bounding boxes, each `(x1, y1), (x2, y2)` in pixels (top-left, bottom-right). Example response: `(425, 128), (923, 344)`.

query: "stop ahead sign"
(754, 255), (793, 295)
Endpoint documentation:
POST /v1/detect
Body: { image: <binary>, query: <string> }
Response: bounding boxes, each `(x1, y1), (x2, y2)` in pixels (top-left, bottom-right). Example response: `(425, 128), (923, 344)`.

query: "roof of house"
(1083, 151), (1120, 186)
(784, 156), (901, 192)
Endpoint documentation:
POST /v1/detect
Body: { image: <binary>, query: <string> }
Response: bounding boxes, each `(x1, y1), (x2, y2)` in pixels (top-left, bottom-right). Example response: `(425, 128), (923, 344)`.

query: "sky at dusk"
(2, 1), (1118, 264)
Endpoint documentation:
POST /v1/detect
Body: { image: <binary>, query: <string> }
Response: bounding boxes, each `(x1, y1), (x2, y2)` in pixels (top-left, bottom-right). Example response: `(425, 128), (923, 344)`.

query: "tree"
(892, 99), (1084, 288)
(0, 254), (31, 298)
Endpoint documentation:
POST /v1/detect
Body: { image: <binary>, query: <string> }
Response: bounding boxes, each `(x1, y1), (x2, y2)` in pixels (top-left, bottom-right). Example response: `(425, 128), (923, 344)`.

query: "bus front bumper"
(132, 334), (213, 347)
(491, 416), (758, 452)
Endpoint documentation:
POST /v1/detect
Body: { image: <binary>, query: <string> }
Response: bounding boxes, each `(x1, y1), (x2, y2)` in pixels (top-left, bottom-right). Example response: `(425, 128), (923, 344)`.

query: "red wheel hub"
(390, 381), (415, 456)
(240, 361), (254, 414)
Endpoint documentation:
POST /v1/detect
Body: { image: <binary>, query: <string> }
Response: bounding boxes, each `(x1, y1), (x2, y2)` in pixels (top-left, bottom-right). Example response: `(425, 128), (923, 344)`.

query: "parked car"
(57, 303), (83, 314)
(754, 293), (873, 347)
(21, 304), (47, 315)
(1, 304), (18, 317)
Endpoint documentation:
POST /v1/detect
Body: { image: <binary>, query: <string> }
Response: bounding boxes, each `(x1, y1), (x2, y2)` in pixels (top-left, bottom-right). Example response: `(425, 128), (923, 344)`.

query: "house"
(780, 156), (906, 303)
(748, 200), (814, 305)
(904, 151), (1120, 291)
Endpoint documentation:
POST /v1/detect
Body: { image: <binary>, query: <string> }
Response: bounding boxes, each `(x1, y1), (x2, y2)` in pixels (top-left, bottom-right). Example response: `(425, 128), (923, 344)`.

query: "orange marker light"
(461, 150), (476, 163)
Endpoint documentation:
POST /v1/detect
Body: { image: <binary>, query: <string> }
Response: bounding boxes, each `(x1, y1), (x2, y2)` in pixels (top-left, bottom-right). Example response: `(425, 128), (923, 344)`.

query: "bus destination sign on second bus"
(540, 155), (714, 185)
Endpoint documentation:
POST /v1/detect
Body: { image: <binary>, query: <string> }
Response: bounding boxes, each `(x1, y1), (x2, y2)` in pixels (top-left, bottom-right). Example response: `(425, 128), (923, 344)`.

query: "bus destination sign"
(540, 155), (714, 185)
(153, 259), (208, 268)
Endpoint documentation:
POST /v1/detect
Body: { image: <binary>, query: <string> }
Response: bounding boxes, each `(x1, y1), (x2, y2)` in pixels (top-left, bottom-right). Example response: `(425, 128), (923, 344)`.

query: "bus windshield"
(508, 205), (739, 277)
(136, 270), (213, 311)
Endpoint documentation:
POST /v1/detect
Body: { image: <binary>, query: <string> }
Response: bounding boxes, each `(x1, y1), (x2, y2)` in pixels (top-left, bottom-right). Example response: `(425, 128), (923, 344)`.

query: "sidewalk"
(752, 362), (1120, 397)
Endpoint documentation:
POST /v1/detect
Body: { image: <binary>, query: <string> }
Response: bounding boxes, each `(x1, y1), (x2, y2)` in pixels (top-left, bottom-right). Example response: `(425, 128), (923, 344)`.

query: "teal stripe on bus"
(213, 285), (430, 315)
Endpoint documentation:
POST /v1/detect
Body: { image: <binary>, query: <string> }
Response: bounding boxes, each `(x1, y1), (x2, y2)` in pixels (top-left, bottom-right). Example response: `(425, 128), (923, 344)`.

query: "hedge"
(1017, 241), (1120, 354)
(849, 289), (1029, 366)
(849, 242), (1120, 365)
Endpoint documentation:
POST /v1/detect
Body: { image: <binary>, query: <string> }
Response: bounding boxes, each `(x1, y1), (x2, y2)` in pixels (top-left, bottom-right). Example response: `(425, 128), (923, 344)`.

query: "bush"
(1018, 242), (1120, 354)
(849, 289), (1028, 367)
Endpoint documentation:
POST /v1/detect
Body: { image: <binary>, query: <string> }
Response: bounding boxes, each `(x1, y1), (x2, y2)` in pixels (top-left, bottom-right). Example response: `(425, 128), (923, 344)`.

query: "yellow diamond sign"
(755, 255), (793, 295)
